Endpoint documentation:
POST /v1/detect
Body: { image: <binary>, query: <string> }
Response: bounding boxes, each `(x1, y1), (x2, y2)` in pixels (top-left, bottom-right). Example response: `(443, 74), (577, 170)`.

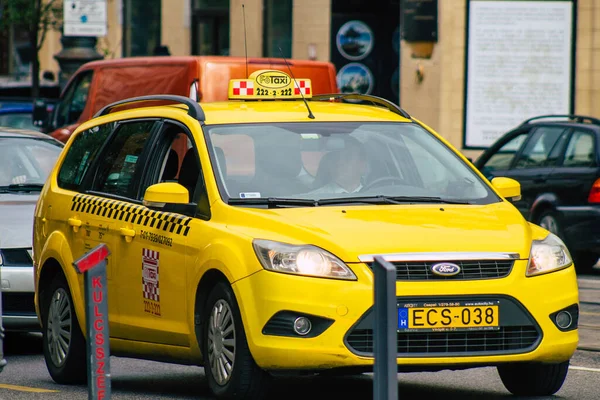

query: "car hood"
(0, 193), (38, 249)
(226, 202), (536, 262)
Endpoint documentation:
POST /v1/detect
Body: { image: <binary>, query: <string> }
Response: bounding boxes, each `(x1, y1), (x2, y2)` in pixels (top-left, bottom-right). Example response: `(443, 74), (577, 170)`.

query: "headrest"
(161, 149), (179, 181)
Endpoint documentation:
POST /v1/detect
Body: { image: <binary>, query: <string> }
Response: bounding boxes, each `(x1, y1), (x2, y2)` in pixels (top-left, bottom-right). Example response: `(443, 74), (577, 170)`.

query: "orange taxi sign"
(228, 69), (312, 100)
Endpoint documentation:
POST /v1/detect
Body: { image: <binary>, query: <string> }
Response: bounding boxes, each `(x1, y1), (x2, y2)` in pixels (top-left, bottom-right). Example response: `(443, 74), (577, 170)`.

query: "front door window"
(54, 71), (93, 128)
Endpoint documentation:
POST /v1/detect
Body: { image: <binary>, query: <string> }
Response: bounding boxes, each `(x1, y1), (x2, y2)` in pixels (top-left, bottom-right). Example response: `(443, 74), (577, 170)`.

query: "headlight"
(253, 239), (357, 280)
(526, 233), (573, 276)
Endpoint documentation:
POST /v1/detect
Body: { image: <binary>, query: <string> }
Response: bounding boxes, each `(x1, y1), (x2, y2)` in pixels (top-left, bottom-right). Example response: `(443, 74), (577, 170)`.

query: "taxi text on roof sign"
(228, 70), (312, 100)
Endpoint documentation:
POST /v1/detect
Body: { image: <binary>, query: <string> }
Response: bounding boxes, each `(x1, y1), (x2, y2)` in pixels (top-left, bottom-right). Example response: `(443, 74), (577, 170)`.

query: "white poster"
(63, 0), (108, 37)
(464, 1), (573, 148)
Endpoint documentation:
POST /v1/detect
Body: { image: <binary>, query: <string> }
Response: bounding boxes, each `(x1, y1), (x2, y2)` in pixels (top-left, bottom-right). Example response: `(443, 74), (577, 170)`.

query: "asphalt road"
(1, 276), (599, 400)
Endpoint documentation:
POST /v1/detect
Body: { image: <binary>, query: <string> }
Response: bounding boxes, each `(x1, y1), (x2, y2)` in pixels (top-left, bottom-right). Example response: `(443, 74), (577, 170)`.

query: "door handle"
(68, 217), (81, 232)
(120, 227), (136, 243)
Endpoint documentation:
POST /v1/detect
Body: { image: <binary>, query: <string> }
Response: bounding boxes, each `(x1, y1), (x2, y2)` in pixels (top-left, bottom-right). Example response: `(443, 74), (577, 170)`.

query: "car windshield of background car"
(0, 137), (63, 187)
(0, 113), (39, 131)
(208, 122), (497, 205)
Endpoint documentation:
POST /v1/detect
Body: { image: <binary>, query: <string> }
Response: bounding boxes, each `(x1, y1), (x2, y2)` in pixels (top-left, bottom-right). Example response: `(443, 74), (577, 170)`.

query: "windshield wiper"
(227, 197), (319, 208)
(227, 195), (470, 208)
(0, 183), (45, 193)
(317, 195), (470, 205)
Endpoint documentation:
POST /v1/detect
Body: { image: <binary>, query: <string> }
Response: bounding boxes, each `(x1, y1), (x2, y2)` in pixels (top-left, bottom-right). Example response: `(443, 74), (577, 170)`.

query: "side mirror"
(491, 177), (521, 202)
(143, 182), (189, 209)
(32, 99), (50, 131)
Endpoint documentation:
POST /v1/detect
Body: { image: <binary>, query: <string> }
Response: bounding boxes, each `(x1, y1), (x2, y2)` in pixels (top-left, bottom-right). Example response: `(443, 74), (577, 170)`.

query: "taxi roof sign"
(228, 70), (312, 100)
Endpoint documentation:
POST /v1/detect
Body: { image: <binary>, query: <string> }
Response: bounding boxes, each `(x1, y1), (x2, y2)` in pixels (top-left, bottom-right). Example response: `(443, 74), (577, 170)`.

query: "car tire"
(574, 251), (599, 274)
(201, 281), (270, 399)
(497, 361), (569, 396)
(41, 275), (87, 384)
(537, 210), (563, 238)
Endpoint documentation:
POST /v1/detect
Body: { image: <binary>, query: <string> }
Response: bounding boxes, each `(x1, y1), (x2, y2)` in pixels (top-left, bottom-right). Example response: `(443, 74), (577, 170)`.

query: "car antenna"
(242, 4), (248, 78)
(278, 46), (315, 119)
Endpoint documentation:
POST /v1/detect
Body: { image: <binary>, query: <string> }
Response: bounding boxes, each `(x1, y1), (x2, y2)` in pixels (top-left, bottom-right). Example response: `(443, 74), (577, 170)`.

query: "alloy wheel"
(46, 288), (72, 367)
(207, 299), (236, 385)
(539, 215), (559, 235)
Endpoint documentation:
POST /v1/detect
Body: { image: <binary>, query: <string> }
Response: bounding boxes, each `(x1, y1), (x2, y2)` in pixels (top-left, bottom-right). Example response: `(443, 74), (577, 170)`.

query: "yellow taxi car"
(33, 70), (579, 399)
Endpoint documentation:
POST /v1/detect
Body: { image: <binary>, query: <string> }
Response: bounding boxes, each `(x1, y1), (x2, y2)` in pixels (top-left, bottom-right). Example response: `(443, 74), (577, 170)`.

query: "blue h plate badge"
(398, 307), (409, 329)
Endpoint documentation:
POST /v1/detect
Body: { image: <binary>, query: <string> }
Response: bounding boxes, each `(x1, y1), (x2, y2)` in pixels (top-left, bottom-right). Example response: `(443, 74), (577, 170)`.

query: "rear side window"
(482, 133), (527, 171)
(93, 121), (155, 198)
(563, 130), (596, 167)
(57, 123), (114, 191)
(514, 126), (567, 169)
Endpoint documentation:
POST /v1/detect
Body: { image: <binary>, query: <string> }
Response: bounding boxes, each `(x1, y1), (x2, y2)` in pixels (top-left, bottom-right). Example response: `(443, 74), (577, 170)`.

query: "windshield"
(0, 112), (39, 131)
(0, 137), (62, 188)
(207, 122), (498, 205)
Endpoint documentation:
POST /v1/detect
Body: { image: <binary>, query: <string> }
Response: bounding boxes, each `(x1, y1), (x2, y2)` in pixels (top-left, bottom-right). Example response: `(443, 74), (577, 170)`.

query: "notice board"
(463, 0), (575, 149)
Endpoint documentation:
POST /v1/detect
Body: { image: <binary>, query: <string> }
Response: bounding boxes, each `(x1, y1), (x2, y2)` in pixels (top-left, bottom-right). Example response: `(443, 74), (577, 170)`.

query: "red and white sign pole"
(73, 244), (111, 400)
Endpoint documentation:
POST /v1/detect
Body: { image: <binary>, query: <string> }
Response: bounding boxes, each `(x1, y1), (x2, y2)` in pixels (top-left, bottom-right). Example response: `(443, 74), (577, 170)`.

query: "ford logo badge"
(431, 263), (461, 276)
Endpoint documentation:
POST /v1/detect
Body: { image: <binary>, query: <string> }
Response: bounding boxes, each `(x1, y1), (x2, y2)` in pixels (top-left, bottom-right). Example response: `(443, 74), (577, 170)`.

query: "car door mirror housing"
(491, 177), (521, 202)
(143, 182), (189, 208)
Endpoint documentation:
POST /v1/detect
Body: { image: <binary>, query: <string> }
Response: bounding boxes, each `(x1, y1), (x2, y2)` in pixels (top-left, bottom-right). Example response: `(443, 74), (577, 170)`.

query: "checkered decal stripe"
(71, 194), (192, 236)
(232, 80), (254, 96)
(142, 249), (159, 302)
(294, 80), (311, 95)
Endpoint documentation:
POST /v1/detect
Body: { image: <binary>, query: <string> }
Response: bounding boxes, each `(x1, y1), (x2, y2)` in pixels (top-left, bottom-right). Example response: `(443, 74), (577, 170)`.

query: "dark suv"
(475, 115), (600, 273)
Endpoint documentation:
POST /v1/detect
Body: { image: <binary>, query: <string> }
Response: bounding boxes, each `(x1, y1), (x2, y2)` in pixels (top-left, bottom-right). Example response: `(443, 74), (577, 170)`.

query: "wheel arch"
(530, 193), (559, 223)
(193, 268), (231, 358)
(36, 232), (84, 332)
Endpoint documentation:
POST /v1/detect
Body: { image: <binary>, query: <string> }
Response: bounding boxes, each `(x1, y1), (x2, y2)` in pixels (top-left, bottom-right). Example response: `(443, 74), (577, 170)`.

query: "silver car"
(0, 127), (63, 331)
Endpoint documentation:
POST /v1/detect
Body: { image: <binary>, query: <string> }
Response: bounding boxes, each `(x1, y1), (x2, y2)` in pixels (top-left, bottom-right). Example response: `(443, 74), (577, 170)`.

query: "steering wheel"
(362, 176), (405, 191)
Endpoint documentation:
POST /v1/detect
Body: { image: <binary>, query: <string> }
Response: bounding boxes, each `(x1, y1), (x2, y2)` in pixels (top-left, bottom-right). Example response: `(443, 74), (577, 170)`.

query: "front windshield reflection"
(0, 137), (62, 187)
(207, 122), (498, 205)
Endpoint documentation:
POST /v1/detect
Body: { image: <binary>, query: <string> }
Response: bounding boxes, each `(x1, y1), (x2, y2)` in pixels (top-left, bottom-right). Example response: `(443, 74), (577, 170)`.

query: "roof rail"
(311, 93), (411, 119)
(94, 95), (205, 121)
(521, 114), (600, 126)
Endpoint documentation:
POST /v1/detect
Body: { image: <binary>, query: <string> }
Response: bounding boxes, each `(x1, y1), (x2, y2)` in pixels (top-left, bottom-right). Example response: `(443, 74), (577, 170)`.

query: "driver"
(311, 138), (368, 194)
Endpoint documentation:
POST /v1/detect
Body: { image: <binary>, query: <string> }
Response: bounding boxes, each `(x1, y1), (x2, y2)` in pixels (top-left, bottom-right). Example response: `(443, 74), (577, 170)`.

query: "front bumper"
(232, 261), (578, 371)
(1, 266), (40, 331)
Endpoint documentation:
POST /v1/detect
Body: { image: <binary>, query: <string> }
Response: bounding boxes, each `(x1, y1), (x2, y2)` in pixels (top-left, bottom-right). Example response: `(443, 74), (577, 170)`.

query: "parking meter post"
(73, 244), (111, 400)
(0, 279), (6, 373)
(373, 255), (398, 400)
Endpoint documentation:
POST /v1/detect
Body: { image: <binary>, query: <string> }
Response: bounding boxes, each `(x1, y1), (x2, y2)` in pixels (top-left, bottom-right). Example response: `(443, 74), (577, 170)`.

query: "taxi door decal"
(71, 194), (192, 237)
(142, 248), (161, 317)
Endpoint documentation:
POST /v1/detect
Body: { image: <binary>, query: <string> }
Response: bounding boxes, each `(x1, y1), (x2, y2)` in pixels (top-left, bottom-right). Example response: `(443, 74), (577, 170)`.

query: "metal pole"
(73, 244), (111, 400)
(0, 267), (6, 373)
(373, 255), (398, 400)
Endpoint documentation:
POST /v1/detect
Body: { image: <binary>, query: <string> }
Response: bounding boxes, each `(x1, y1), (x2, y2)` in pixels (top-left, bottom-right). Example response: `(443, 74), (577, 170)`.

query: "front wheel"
(497, 361), (569, 396)
(201, 281), (270, 399)
(41, 275), (87, 384)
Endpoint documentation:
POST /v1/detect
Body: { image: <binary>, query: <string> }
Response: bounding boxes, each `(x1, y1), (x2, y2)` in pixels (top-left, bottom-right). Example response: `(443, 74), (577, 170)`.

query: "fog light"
(555, 311), (572, 329)
(293, 317), (312, 336)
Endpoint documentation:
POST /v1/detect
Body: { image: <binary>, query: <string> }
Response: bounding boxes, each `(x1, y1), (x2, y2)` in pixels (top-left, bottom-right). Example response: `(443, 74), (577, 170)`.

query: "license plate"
(397, 301), (500, 332)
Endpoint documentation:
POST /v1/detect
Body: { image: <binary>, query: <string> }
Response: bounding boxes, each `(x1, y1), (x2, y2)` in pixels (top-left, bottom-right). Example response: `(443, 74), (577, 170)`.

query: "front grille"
(346, 326), (539, 355)
(369, 260), (514, 281)
(1, 292), (36, 314)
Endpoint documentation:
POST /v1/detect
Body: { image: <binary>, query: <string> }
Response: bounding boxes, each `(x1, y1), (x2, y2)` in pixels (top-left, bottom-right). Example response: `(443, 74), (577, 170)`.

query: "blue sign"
(398, 307), (409, 329)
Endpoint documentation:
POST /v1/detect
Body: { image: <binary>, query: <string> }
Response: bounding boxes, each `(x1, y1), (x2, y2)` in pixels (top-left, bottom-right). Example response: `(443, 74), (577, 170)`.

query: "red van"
(34, 56), (339, 143)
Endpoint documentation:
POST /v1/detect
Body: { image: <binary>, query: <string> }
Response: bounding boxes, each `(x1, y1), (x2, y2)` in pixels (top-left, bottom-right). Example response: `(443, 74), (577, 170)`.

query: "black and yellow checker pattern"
(71, 194), (192, 236)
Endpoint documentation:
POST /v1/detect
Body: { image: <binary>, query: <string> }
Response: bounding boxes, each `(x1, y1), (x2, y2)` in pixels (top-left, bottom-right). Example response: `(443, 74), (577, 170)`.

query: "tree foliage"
(0, 0), (63, 97)
(1, 0), (62, 50)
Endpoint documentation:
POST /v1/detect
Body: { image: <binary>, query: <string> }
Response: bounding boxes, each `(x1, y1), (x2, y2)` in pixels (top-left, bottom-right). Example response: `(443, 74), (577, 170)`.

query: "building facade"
(21, 0), (600, 155)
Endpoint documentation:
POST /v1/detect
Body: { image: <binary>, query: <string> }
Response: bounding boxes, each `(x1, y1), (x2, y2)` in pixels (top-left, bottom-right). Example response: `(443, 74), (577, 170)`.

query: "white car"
(0, 127), (63, 331)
